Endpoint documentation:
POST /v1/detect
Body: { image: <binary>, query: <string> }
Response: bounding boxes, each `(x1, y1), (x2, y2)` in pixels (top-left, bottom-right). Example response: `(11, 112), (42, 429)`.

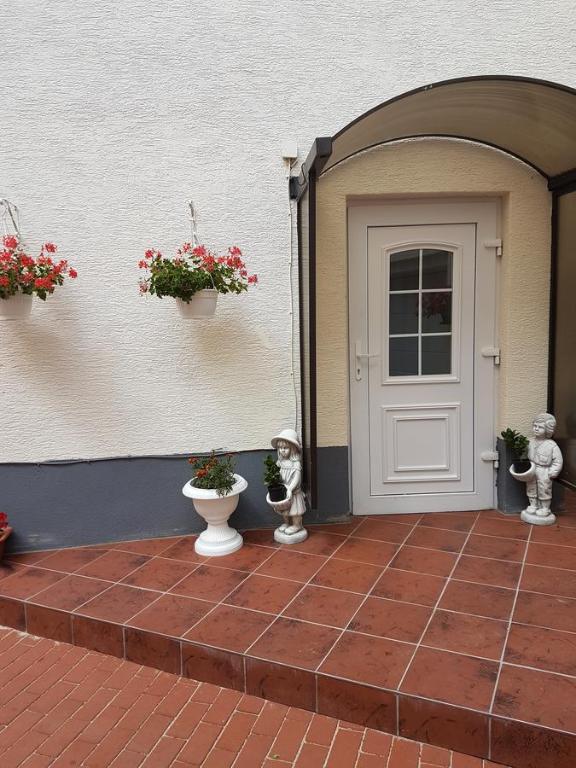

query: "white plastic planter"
(182, 473), (247, 556)
(176, 290), (218, 319)
(0, 293), (33, 320)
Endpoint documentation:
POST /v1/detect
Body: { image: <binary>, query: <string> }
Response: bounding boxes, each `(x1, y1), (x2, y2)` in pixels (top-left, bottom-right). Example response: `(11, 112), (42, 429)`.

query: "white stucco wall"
(1, 1), (575, 461)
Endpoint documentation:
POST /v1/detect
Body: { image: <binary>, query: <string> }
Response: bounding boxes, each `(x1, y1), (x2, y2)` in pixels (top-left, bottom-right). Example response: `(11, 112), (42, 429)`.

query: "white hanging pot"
(182, 474), (247, 556)
(0, 293), (33, 320)
(176, 290), (218, 319)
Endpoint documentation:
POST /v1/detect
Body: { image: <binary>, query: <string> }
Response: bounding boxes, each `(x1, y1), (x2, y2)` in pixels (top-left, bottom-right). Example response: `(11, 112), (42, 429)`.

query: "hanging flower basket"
(138, 244), (257, 319)
(0, 234), (77, 320)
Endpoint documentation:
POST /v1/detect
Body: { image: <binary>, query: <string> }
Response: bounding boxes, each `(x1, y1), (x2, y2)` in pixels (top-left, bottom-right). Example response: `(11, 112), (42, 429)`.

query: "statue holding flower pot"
(265, 429), (307, 544)
(507, 414), (563, 526)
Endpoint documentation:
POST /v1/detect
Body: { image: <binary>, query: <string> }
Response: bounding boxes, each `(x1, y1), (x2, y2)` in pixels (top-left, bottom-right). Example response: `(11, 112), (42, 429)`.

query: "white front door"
(349, 200), (499, 515)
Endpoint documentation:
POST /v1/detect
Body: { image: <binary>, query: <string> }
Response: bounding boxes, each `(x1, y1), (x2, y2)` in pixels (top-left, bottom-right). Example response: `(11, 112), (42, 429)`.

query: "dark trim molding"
(548, 168), (576, 192)
(548, 191), (558, 412)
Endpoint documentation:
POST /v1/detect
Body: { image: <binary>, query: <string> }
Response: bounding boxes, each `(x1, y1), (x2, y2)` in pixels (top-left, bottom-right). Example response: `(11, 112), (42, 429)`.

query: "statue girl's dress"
(268, 428), (308, 544)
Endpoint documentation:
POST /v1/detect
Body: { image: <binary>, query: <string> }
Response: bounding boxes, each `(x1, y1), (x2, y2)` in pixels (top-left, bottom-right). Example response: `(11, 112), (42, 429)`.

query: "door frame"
(348, 198), (500, 515)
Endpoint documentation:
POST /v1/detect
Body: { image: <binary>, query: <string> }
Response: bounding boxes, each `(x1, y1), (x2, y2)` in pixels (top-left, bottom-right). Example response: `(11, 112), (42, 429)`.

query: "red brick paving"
(0, 626), (510, 767)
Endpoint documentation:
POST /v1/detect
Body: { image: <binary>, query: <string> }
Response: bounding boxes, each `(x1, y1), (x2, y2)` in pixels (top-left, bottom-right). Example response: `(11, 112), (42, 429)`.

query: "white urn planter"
(0, 293), (33, 320)
(182, 473), (247, 556)
(176, 290), (218, 319)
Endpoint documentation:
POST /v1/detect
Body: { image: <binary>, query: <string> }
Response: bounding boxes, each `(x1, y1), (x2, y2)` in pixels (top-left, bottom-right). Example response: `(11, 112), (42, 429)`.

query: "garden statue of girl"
(268, 429), (308, 544)
(516, 413), (563, 525)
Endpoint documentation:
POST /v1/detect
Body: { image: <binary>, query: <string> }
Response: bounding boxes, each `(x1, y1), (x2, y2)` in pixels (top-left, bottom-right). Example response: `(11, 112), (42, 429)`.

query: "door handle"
(355, 341), (379, 381)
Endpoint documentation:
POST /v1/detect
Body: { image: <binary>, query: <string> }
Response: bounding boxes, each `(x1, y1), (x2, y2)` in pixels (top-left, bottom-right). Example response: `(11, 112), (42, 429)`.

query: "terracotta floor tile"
(348, 596), (432, 643)
(439, 581), (515, 621)
(0, 567), (67, 599)
(283, 585), (363, 628)
(526, 542), (576, 571)
(452, 555), (521, 589)
(170, 565), (248, 601)
(520, 564), (576, 599)
(531, 525), (576, 547)
(111, 536), (184, 555)
(422, 609), (508, 660)
(128, 593), (213, 637)
(160, 538), (207, 564)
(240, 529), (280, 548)
(389, 546), (457, 577)
(209, 545), (275, 572)
(77, 550), (150, 581)
(185, 604), (274, 652)
(224, 574), (303, 613)
(35, 548), (108, 573)
(310, 558), (383, 594)
(418, 512), (478, 532)
(374, 513), (423, 524)
(248, 617), (341, 670)
(400, 696), (489, 761)
(514, 591), (576, 633)
(75, 584), (159, 623)
(505, 623), (576, 676)
(256, 550), (327, 582)
(400, 647), (498, 711)
(404, 526), (467, 553)
(27, 575), (111, 611)
(352, 518), (415, 544)
(333, 538), (398, 567)
(308, 520), (363, 535)
(463, 535), (527, 562)
(286, 532), (348, 557)
(491, 718), (576, 768)
(0, 561), (25, 581)
(493, 664), (576, 733)
(319, 630), (414, 688)
(371, 568), (446, 606)
(4, 550), (53, 565)
(472, 518), (529, 540)
(121, 557), (195, 591)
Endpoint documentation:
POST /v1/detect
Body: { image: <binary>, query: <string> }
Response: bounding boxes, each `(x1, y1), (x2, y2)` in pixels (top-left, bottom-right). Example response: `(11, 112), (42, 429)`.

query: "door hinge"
(481, 346), (501, 365)
(481, 450), (500, 469)
(484, 238), (502, 257)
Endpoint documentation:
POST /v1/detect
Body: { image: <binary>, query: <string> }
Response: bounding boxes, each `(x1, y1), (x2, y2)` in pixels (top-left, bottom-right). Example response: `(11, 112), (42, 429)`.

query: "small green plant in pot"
(0, 512), (13, 561)
(264, 454), (286, 502)
(501, 428), (531, 474)
(188, 452), (236, 496)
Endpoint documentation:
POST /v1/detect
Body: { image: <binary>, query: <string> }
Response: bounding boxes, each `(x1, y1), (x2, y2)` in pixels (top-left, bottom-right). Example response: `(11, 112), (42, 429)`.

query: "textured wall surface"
(316, 140), (551, 446)
(1, 1), (575, 462)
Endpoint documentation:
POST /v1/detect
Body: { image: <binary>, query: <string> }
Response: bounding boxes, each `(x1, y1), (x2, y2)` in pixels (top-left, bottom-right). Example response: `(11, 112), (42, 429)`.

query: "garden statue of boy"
(521, 413), (563, 525)
(268, 428), (308, 544)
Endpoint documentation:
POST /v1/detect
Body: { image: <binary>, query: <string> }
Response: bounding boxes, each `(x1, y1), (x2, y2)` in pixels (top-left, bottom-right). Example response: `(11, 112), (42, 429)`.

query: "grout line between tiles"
(310, 517), (422, 674)
(395, 511), (482, 694)
(486, 524), (533, 762)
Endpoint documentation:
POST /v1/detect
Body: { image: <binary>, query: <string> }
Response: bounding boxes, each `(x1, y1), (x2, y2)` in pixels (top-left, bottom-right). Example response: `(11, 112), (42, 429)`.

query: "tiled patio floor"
(0, 626), (510, 767)
(1, 509), (576, 767)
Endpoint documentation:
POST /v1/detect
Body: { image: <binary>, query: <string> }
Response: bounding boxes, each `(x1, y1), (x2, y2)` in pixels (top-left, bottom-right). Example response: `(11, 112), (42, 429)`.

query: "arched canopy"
(295, 75), (576, 509)
(292, 76), (576, 194)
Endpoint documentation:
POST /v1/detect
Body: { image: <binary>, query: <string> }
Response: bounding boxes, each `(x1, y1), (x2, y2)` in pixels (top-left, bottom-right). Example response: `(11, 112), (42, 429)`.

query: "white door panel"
(349, 201), (498, 515)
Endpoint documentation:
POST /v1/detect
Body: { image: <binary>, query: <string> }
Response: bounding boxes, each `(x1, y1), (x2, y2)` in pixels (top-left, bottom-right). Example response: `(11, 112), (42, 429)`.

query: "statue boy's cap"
(271, 429), (302, 451)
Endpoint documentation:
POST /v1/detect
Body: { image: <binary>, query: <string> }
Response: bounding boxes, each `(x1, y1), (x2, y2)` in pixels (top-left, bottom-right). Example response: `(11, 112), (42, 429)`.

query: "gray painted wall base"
(1, 446), (350, 553)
